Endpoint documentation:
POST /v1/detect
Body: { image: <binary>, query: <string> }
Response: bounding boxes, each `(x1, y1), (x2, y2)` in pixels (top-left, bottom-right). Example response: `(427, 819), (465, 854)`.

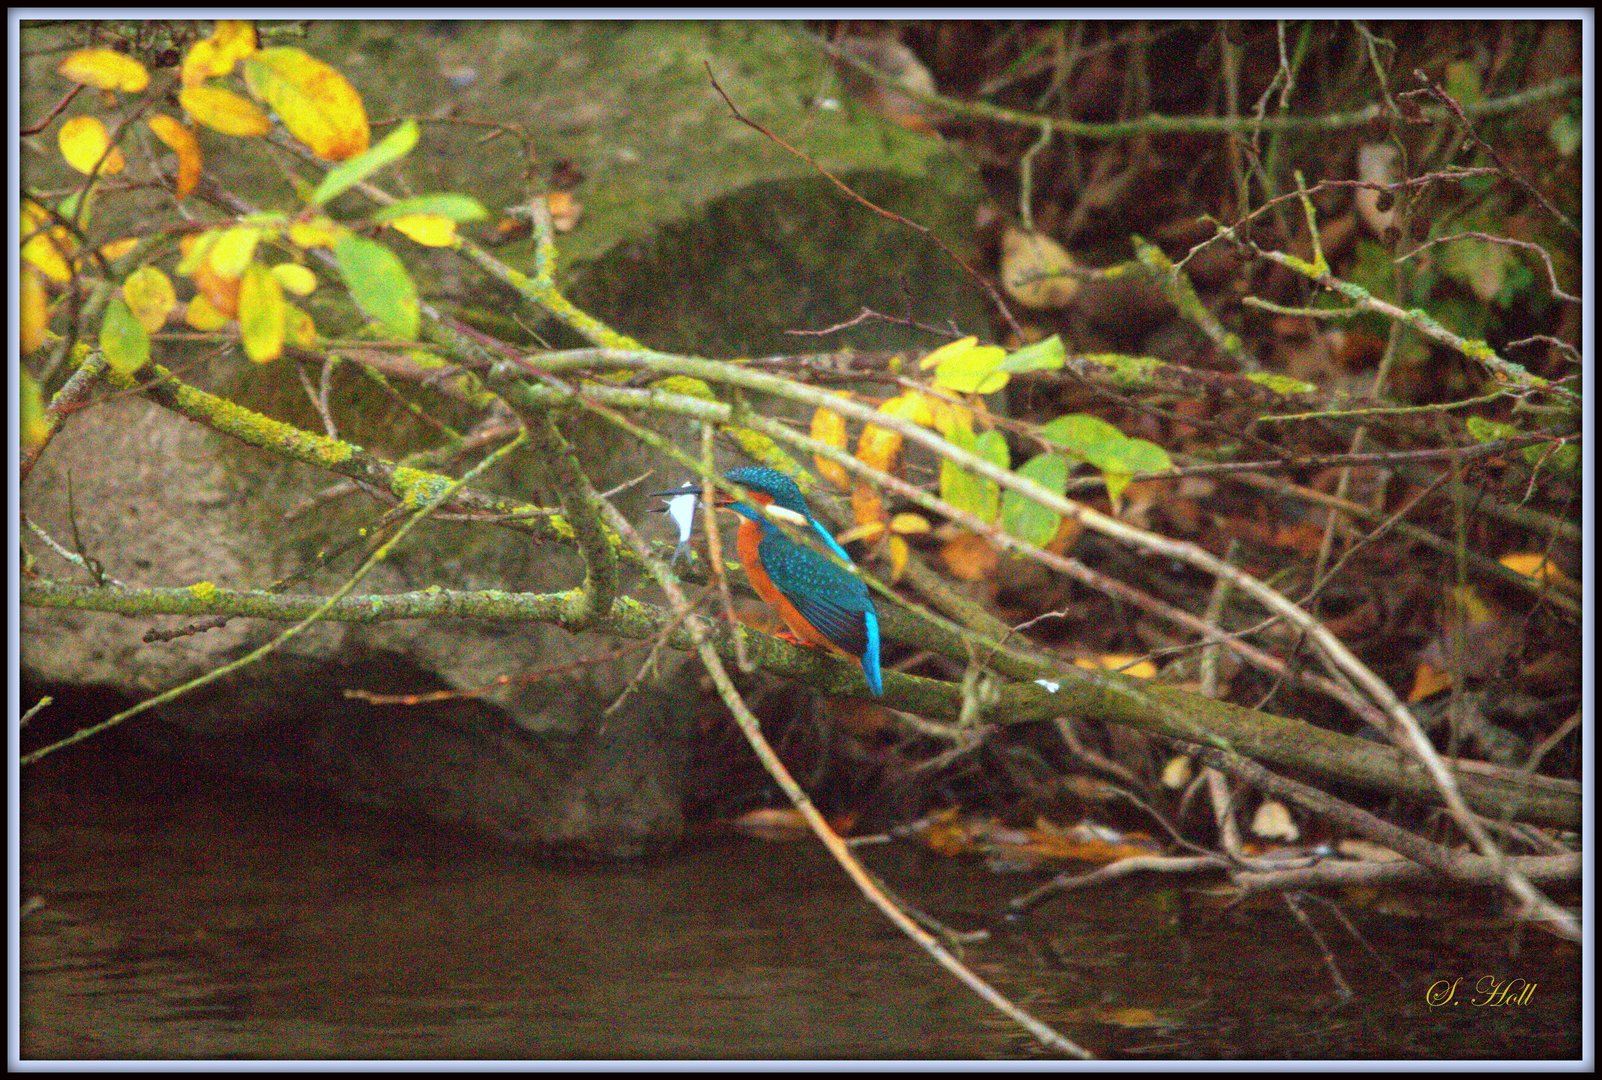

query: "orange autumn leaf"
(190, 259), (240, 317)
(851, 483), (886, 530)
(939, 531), (999, 582)
(147, 114), (203, 198)
(1407, 661), (1452, 703)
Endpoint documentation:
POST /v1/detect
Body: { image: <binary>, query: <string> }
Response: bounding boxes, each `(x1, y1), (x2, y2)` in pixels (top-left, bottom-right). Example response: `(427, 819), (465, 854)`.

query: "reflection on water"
(19, 739), (1582, 1061)
(20, 747), (1011, 1060)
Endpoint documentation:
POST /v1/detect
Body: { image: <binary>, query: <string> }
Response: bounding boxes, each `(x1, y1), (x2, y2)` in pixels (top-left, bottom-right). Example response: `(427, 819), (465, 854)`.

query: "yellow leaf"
(207, 225), (263, 278)
(546, 189), (582, 231)
(919, 335), (979, 370)
(57, 48), (150, 93)
(182, 38), (226, 86)
(185, 293), (231, 330)
(210, 20), (259, 65)
(387, 213), (457, 247)
(21, 267), (51, 354)
(58, 115), (125, 175)
(1001, 226), (1080, 309)
(122, 265), (177, 332)
(1406, 661), (1452, 703)
(880, 390), (935, 426)
(837, 520), (887, 545)
(856, 392), (927, 475)
(147, 114), (203, 198)
(21, 200), (74, 282)
(1498, 552), (1577, 589)
(811, 397), (851, 487)
(731, 806), (812, 842)
(270, 262), (318, 296)
(180, 85), (273, 137)
(856, 422), (901, 473)
(1250, 799), (1299, 841)
(288, 217), (342, 248)
(1444, 583), (1493, 628)
(99, 236), (140, 261)
(285, 302), (318, 348)
(1160, 754), (1193, 790)
(890, 512), (931, 535)
(182, 22), (257, 86)
(238, 262), (286, 362)
(888, 535), (909, 582)
(177, 229), (220, 274)
(928, 396), (973, 438)
(1074, 654), (1158, 679)
(242, 47), (370, 161)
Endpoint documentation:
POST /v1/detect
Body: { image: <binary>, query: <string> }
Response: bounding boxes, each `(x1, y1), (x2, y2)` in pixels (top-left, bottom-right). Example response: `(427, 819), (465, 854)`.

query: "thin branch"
(812, 31), (1578, 139)
(595, 500), (1091, 1058)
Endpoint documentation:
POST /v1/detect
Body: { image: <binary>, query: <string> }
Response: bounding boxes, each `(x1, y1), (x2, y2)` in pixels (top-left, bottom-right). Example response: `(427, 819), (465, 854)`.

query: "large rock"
(20, 21), (984, 854)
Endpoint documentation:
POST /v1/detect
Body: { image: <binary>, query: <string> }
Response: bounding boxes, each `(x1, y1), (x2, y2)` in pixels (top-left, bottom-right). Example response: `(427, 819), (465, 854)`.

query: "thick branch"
(22, 577), (1579, 831)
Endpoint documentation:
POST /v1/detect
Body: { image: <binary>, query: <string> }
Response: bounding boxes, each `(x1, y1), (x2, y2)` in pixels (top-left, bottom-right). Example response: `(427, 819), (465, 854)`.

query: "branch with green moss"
(99, 359), (580, 547)
(485, 366), (620, 629)
(1219, 209), (1576, 408)
(21, 574), (1578, 831)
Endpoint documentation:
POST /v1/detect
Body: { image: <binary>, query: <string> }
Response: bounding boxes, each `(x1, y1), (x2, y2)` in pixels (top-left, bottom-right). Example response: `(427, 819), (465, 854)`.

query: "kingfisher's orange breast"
(736, 519), (852, 658)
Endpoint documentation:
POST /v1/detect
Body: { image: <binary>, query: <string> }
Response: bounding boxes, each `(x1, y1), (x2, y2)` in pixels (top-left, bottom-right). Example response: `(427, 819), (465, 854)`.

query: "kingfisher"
(656, 467), (883, 697)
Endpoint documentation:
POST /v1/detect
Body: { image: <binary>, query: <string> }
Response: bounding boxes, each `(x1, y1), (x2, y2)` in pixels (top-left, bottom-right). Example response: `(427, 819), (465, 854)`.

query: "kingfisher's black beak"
(648, 483), (701, 502)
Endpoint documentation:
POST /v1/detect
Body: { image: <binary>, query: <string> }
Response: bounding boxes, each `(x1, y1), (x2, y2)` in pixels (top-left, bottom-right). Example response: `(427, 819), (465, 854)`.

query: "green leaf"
(933, 341), (1009, 395)
(1245, 371), (1317, 396)
(1000, 452), (1069, 548)
(1464, 416), (1520, 444)
(1000, 334), (1065, 374)
(372, 192), (489, 224)
(99, 295), (151, 374)
(1444, 60), (1483, 107)
(1547, 110), (1581, 157)
(21, 370), (51, 454)
(1039, 413), (1123, 458)
(940, 425), (1008, 524)
(1526, 441), (1579, 476)
(58, 186), (93, 227)
(334, 232), (419, 339)
(312, 117), (419, 205)
(1084, 436), (1170, 477)
(973, 431), (1010, 523)
(1439, 235), (1513, 304)
(1086, 437), (1171, 507)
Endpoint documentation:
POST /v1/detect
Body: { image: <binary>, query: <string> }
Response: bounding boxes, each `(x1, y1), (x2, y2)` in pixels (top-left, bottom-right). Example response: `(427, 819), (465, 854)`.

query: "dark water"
(18, 742), (1583, 1061)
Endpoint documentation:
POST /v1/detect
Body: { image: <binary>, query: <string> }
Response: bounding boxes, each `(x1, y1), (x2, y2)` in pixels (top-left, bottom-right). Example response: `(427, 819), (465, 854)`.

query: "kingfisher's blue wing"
(758, 530), (875, 656)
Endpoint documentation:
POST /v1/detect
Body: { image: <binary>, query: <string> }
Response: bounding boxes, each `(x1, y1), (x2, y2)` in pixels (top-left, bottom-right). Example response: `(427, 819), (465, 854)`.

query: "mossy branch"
(22, 575), (1578, 831)
(485, 365), (620, 630)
